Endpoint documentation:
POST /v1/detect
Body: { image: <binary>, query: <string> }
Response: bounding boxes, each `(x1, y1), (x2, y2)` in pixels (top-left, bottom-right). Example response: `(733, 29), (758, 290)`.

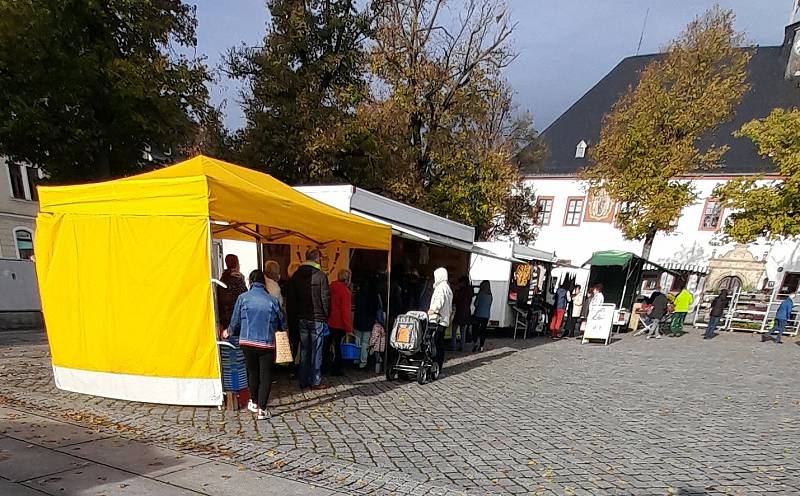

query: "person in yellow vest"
(670, 285), (694, 337)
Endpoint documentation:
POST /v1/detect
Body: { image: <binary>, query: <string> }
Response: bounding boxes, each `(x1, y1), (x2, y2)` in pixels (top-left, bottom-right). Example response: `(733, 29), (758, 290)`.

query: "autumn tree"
(365, 0), (538, 241)
(0, 0), (210, 181)
(580, 7), (751, 259)
(715, 109), (800, 242)
(226, 0), (372, 184)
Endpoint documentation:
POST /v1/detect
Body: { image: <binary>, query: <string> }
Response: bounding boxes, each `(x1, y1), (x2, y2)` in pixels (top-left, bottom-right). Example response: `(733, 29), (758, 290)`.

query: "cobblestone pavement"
(1, 328), (799, 495)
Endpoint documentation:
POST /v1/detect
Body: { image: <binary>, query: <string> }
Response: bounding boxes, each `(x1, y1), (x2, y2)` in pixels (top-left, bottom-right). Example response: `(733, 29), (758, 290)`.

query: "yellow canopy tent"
(35, 155), (391, 405)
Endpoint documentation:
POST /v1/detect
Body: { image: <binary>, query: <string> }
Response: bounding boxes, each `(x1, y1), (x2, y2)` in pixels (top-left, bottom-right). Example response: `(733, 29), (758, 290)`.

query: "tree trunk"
(641, 231), (656, 260)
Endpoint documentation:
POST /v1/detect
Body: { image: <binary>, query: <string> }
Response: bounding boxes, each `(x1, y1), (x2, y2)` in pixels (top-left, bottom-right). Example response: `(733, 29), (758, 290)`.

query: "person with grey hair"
(263, 260), (283, 307)
(287, 247), (330, 390)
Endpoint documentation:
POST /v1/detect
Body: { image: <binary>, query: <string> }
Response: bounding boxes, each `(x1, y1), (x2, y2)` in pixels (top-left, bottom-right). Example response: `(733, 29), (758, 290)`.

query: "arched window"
(14, 228), (33, 260)
(716, 276), (741, 293)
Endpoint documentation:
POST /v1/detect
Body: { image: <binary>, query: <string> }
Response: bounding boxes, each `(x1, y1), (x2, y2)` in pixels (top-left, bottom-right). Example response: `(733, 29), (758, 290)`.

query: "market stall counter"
(582, 250), (679, 331)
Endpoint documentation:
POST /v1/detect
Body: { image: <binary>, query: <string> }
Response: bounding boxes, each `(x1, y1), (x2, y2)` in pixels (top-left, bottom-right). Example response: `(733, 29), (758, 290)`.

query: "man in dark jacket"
(287, 248), (330, 389)
(217, 254), (248, 330)
(704, 289), (728, 339)
(646, 291), (668, 339)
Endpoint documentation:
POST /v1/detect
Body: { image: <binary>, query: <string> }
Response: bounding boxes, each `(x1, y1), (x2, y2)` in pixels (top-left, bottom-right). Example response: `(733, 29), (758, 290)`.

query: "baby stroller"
(387, 311), (440, 385)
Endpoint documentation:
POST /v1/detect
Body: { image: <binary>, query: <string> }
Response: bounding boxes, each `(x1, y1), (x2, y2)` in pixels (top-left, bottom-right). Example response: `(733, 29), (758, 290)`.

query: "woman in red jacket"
(326, 269), (353, 376)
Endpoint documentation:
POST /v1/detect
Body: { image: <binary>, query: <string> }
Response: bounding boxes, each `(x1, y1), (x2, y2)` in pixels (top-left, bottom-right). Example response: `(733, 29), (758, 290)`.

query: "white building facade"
(0, 157), (38, 260)
(1, 157), (42, 327)
(525, 175), (798, 293)
(521, 21), (800, 297)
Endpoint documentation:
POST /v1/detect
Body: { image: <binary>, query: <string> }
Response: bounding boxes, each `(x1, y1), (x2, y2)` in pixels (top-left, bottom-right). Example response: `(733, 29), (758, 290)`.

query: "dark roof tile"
(525, 46), (800, 176)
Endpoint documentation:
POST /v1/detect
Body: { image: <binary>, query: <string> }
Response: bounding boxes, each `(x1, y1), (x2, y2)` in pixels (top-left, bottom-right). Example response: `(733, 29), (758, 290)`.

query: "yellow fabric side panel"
(35, 213), (219, 379)
(38, 176), (210, 217)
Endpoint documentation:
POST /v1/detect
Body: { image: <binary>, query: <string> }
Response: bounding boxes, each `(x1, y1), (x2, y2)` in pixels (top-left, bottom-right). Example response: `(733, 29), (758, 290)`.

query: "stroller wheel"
(416, 367), (428, 385)
(431, 362), (440, 380)
(386, 368), (398, 381)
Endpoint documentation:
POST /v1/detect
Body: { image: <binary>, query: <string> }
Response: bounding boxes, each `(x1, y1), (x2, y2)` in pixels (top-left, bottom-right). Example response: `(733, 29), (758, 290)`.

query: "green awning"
(586, 250), (635, 267)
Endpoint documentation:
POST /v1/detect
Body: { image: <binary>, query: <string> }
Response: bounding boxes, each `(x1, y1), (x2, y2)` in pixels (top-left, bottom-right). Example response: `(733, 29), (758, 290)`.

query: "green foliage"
(226, 0), (371, 184)
(580, 7), (751, 255)
(0, 0), (210, 181)
(716, 108), (800, 242)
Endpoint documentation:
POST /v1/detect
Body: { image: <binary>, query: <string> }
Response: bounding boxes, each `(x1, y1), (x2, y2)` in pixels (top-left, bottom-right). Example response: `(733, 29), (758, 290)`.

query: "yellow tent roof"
(38, 155), (391, 250)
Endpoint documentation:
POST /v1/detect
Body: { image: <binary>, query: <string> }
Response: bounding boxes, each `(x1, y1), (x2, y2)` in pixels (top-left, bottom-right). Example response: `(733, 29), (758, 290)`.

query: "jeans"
(354, 329), (372, 368)
(771, 319), (786, 343)
(705, 316), (720, 338)
(242, 346), (275, 410)
(472, 317), (488, 349)
(299, 319), (325, 388)
(646, 316), (662, 338)
(450, 322), (469, 351)
(671, 312), (687, 335)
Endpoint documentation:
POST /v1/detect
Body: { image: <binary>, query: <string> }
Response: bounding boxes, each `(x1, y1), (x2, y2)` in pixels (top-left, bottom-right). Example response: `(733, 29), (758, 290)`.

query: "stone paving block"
(0, 478), (48, 495)
(0, 406), (111, 448)
(56, 436), (209, 477)
(23, 462), (197, 495)
(0, 436), (89, 482)
(158, 460), (335, 495)
(3, 330), (800, 495)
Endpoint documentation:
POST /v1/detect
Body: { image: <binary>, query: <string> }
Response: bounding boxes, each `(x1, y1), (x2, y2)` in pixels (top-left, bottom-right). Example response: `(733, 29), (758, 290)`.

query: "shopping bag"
(274, 331), (293, 364)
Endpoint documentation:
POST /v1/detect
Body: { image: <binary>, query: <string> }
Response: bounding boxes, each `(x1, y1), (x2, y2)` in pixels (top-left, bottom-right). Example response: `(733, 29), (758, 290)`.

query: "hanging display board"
(288, 241), (350, 281)
(582, 303), (616, 345)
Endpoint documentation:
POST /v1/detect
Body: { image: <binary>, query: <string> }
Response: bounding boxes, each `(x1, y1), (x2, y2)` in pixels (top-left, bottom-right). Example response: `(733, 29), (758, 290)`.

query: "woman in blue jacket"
(764, 292), (795, 344)
(225, 270), (287, 420)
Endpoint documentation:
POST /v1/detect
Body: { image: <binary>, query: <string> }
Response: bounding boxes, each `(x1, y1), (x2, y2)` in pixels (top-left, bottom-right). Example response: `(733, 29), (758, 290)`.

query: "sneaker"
(257, 409), (270, 420)
(478, 347), (484, 352)
(247, 399), (257, 413)
(311, 383), (328, 391)
(655, 335), (662, 339)
(646, 335), (652, 339)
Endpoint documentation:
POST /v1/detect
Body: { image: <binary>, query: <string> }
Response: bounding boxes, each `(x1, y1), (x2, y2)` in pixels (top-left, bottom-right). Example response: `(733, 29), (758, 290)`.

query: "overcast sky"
(188, 0), (792, 132)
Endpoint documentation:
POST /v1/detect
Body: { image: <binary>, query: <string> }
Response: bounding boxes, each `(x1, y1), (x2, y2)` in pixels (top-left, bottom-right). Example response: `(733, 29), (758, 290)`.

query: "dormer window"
(575, 140), (587, 159)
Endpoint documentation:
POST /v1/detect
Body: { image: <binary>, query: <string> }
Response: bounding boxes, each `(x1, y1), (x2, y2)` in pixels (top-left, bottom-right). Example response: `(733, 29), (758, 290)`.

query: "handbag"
(274, 331), (294, 364)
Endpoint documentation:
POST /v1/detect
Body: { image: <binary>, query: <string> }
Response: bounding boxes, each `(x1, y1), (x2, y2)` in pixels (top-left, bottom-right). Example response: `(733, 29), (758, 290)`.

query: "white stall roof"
(295, 185), (490, 256)
(475, 241), (556, 264)
(512, 244), (558, 263)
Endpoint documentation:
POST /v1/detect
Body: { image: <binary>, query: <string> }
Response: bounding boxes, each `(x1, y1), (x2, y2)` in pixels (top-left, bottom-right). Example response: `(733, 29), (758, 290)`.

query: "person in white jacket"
(427, 267), (453, 372)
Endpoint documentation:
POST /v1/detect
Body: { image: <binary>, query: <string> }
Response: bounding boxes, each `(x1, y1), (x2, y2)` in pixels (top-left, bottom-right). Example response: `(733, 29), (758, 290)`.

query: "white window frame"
(535, 196), (554, 226)
(563, 196), (585, 226)
(575, 140), (587, 159)
(13, 227), (34, 259)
